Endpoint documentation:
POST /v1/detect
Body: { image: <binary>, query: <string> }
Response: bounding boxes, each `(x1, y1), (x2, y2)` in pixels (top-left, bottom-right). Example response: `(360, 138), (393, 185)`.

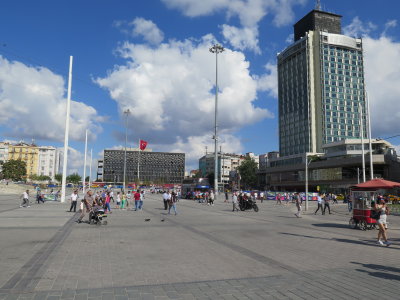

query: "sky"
(1, 0), (400, 176)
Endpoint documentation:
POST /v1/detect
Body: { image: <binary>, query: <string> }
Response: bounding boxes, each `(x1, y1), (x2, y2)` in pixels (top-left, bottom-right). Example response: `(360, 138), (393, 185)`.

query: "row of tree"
(205, 156), (259, 190)
(0, 159), (84, 184)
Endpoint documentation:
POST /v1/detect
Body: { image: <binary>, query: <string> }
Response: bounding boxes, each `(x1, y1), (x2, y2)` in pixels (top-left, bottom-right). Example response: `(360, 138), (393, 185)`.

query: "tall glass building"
(277, 9), (367, 157)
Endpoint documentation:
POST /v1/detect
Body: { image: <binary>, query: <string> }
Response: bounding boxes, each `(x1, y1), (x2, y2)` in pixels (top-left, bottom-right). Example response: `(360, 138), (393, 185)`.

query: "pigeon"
(145, 218), (151, 222)
(161, 219), (165, 222)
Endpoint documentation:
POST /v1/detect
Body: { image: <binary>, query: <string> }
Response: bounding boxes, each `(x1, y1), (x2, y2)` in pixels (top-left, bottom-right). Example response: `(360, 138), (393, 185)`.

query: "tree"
(237, 157), (258, 190)
(85, 176), (90, 182)
(1, 160), (27, 181)
(66, 173), (81, 185)
(206, 172), (215, 188)
(54, 173), (62, 182)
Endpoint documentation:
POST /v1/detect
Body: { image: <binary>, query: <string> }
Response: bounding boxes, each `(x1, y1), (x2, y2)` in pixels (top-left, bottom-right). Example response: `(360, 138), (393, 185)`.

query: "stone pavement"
(1, 192), (400, 299)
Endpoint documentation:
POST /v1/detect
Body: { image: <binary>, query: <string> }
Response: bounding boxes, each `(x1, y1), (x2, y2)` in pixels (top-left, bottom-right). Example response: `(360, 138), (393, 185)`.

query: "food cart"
(349, 178), (400, 230)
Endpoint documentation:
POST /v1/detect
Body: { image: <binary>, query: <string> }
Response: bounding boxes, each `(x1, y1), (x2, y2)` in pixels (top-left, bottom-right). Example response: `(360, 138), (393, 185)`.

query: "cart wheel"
(103, 220), (108, 225)
(349, 218), (357, 229)
(359, 220), (367, 231)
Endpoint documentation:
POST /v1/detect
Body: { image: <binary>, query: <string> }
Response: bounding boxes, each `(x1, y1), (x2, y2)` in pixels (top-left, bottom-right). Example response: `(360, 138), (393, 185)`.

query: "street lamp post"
(305, 153), (312, 211)
(123, 109), (130, 193)
(209, 44), (224, 196)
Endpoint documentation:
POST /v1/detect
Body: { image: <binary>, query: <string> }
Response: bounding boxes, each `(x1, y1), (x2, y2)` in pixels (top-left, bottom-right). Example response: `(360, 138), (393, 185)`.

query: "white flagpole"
(82, 129), (88, 195)
(366, 92), (374, 179)
(89, 148), (93, 189)
(61, 56), (73, 203)
(360, 103), (366, 182)
(137, 139), (140, 184)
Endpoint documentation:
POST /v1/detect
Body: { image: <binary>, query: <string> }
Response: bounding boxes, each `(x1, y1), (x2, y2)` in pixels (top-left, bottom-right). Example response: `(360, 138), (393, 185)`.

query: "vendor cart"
(349, 178), (400, 230)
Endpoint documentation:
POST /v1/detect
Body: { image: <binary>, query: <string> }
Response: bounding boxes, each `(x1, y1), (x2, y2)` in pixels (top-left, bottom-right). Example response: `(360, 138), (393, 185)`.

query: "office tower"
(278, 9), (367, 157)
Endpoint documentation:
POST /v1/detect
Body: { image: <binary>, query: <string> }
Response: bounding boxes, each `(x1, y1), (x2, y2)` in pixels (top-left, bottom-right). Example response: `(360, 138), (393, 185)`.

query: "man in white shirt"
(314, 193), (324, 215)
(69, 190), (79, 212)
(232, 193), (239, 212)
(162, 191), (170, 210)
(20, 190), (30, 208)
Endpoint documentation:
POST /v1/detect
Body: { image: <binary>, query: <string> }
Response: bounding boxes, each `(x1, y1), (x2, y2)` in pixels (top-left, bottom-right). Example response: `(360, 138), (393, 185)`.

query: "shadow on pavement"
(312, 223), (350, 229)
(280, 232), (400, 250)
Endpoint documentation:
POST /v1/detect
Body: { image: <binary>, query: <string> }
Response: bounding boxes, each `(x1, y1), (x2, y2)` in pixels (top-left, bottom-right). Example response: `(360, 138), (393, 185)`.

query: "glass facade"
(320, 41), (367, 144)
(278, 40), (310, 156)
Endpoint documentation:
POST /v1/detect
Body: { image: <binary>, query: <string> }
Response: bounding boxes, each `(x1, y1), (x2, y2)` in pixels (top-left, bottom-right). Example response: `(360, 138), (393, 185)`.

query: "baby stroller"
(89, 206), (108, 225)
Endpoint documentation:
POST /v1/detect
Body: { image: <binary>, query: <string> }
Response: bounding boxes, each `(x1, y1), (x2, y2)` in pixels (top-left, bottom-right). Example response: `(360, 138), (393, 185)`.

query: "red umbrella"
(353, 178), (400, 190)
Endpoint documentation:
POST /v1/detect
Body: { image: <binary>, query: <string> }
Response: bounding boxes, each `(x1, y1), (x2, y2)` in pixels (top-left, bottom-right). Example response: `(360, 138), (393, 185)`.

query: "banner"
(139, 139), (148, 151)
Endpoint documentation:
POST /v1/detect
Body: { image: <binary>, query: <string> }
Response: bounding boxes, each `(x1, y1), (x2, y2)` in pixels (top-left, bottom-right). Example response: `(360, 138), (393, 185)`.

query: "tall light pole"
(366, 92), (374, 179)
(209, 44), (224, 195)
(359, 103), (366, 182)
(61, 56), (73, 203)
(305, 153), (312, 211)
(82, 129), (88, 195)
(123, 109), (130, 192)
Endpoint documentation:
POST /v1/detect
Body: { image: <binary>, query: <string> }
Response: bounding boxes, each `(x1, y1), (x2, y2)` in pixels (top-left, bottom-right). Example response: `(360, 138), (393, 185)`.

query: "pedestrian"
(260, 191), (264, 203)
(168, 191), (178, 215)
(232, 192), (239, 212)
(162, 191), (169, 210)
(294, 192), (302, 218)
(116, 192), (121, 209)
(55, 190), (60, 201)
(276, 193), (282, 204)
(134, 189), (141, 211)
(110, 190), (114, 203)
(69, 190), (79, 212)
(347, 194), (352, 212)
(139, 190), (145, 210)
(77, 190), (93, 223)
(332, 193), (338, 204)
(323, 193), (332, 215)
(36, 191), (44, 204)
(120, 192), (126, 209)
(104, 191), (112, 214)
(20, 190), (30, 208)
(224, 191), (229, 203)
(314, 193), (324, 215)
(375, 199), (391, 246)
(209, 190), (214, 206)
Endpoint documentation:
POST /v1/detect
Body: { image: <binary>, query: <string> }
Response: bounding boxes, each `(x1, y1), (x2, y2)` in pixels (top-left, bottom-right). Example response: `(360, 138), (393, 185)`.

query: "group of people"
(73, 189), (146, 223)
(162, 190), (178, 215)
(314, 193), (338, 215)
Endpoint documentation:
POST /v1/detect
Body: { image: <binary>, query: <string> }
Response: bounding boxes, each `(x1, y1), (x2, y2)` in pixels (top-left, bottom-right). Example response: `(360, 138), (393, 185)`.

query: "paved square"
(1, 192), (400, 299)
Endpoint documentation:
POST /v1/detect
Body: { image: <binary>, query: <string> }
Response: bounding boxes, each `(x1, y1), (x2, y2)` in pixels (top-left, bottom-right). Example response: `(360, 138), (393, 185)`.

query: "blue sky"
(1, 0), (400, 175)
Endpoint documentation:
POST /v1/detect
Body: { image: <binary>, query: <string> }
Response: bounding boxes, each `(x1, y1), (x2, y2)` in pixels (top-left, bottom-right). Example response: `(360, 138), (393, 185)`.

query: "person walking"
(69, 190), (79, 212)
(20, 190), (30, 208)
(314, 193), (324, 215)
(323, 193), (332, 215)
(134, 189), (141, 211)
(168, 191), (178, 215)
(139, 190), (145, 210)
(36, 191), (44, 204)
(116, 192), (121, 209)
(232, 192), (239, 212)
(104, 191), (112, 214)
(375, 199), (391, 246)
(209, 191), (215, 206)
(120, 192), (127, 209)
(77, 190), (93, 223)
(276, 193), (282, 204)
(224, 191), (229, 203)
(162, 191), (170, 210)
(294, 192), (302, 218)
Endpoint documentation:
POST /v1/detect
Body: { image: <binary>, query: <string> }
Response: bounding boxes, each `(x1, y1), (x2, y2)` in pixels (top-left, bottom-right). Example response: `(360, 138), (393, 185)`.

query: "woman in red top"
(104, 192), (112, 214)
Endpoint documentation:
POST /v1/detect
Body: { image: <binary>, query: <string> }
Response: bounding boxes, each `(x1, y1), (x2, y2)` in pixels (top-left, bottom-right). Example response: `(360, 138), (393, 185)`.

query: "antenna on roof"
(316, 0), (321, 10)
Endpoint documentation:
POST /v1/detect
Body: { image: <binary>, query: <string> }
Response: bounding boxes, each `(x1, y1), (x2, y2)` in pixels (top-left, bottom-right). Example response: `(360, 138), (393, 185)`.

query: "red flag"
(139, 140), (148, 151)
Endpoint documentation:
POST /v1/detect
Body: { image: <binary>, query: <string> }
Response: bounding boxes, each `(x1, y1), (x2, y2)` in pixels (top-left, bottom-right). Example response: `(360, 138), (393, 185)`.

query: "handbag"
(371, 210), (381, 220)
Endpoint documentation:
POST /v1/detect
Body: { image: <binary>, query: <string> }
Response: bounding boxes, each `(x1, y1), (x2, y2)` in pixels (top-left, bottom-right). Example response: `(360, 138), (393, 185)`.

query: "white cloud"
(0, 56), (103, 142)
(161, 0), (306, 53)
(255, 63), (278, 98)
(155, 133), (244, 170)
(130, 17), (164, 45)
(363, 35), (400, 137)
(96, 35), (272, 168)
(221, 25), (260, 53)
(343, 17), (377, 37)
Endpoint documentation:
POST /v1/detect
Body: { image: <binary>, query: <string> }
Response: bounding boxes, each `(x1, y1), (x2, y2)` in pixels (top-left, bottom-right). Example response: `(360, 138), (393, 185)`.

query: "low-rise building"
(258, 139), (400, 193)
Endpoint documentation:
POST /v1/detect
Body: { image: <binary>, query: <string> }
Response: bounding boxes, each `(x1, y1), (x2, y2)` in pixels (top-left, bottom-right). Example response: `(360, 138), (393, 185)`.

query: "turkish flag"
(139, 140), (148, 151)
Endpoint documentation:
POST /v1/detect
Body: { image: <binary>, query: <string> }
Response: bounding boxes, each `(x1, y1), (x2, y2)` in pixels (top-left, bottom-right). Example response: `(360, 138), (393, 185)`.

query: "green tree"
(85, 176), (90, 182)
(54, 173), (62, 182)
(66, 173), (82, 185)
(1, 160), (27, 181)
(237, 157), (258, 189)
